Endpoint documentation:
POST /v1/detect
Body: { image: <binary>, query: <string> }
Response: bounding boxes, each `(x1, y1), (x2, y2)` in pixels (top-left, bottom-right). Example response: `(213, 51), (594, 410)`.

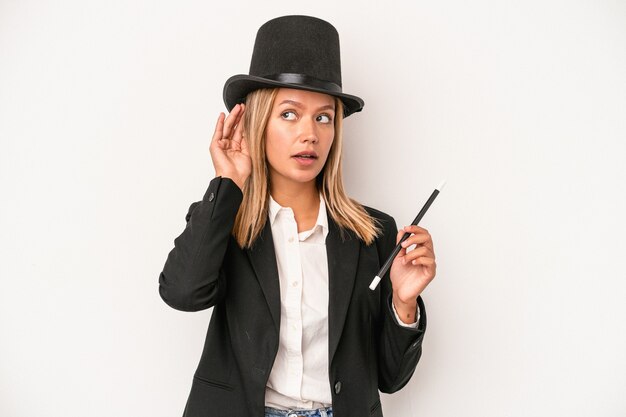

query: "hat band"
(263, 73), (342, 94)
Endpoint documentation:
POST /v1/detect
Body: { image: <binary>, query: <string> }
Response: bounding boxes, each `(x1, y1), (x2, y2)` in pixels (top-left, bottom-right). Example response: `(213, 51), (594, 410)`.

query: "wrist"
(392, 294), (418, 324)
(215, 172), (246, 191)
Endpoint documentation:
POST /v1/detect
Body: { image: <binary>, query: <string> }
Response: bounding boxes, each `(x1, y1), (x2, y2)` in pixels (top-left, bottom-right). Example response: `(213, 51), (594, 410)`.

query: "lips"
(292, 151), (318, 160)
(291, 150), (319, 166)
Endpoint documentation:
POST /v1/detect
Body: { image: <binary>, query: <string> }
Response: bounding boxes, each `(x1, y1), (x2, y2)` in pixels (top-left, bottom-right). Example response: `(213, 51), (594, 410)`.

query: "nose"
(299, 118), (318, 144)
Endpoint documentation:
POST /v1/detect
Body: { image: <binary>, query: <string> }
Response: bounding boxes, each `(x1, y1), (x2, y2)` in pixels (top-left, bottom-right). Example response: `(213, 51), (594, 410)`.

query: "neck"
(270, 178), (320, 232)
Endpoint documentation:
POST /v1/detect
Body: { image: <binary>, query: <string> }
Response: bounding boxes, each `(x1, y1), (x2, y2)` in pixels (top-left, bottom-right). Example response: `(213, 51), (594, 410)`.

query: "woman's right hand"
(209, 103), (251, 190)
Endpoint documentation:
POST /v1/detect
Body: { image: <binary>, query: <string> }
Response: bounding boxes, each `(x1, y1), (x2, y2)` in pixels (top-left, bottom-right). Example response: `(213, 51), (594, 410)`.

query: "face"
(265, 88), (336, 189)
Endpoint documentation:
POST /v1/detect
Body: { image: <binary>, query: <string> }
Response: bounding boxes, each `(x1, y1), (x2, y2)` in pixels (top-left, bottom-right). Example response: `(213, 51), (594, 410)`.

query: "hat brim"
(223, 74), (364, 117)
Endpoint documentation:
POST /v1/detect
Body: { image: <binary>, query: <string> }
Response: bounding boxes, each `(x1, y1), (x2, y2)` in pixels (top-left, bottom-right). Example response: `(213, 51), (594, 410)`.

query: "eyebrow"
(277, 100), (335, 112)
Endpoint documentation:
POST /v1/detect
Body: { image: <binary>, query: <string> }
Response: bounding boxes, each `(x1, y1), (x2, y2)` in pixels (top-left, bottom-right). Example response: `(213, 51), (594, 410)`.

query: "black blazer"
(159, 177), (426, 417)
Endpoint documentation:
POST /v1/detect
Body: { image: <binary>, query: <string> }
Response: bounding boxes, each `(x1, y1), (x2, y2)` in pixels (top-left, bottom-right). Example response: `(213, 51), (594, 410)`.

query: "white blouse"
(264, 196), (418, 410)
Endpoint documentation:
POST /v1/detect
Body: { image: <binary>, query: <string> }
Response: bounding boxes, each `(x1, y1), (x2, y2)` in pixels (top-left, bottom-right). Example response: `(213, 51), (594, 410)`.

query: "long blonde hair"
(232, 88), (380, 248)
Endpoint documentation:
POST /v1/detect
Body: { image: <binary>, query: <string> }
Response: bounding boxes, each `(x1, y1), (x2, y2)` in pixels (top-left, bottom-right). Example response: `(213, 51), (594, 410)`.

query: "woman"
(159, 15), (436, 417)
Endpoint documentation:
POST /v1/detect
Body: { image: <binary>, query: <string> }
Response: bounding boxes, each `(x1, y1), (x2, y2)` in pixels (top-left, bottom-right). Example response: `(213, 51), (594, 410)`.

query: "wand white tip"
(436, 179), (447, 192)
(369, 276), (382, 291)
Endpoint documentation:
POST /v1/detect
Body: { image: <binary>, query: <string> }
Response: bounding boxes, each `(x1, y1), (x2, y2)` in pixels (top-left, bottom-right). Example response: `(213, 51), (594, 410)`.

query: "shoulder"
(363, 205), (395, 229)
(359, 205), (398, 265)
(363, 205), (397, 242)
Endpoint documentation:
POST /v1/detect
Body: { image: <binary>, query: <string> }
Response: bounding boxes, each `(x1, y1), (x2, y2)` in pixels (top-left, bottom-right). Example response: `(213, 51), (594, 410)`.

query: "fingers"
(399, 225), (434, 253)
(395, 228), (406, 245)
(230, 106), (246, 149)
(407, 256), (436, 279)
(396, 225), (435, 267)
(210, 104), (246, 153)
(239, 129), (249, 154)
(222, 103), (245, 140)
(400, 245), (435, 266)
(211, 112), (226, 146)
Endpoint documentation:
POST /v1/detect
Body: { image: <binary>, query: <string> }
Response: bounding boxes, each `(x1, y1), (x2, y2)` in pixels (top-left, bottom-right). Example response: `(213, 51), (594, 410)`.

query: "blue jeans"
(264, 406), (333, 417)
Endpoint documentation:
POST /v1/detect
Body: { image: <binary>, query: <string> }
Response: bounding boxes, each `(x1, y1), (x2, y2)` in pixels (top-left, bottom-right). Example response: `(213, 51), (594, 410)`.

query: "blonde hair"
(232, 88), (380, 248)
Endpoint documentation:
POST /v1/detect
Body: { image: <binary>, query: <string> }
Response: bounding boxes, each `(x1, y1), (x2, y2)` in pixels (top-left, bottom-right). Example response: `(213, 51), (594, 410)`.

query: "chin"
(292, 174), (319, 184)
(270, 165), (324, 188)
(286, 169), (322, 185)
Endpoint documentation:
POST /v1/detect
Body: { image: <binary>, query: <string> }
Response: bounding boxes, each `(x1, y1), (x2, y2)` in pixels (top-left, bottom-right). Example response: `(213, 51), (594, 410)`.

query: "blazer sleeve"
(372, 211), (427, 393)
(158, 177), (243, 312)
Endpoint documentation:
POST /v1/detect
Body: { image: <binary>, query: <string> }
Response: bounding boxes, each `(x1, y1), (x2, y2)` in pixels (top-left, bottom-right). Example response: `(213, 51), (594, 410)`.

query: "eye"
(316, 114), (332, 124)
(281, 111), (297, 120)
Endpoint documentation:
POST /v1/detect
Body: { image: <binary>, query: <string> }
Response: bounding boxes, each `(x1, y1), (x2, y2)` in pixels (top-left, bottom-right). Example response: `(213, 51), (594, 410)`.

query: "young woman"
(159, 15), (436, 417)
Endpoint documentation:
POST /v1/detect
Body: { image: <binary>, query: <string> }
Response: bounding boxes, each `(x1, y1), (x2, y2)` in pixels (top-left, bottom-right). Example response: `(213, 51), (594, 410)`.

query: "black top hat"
(222, 15), (364, 117)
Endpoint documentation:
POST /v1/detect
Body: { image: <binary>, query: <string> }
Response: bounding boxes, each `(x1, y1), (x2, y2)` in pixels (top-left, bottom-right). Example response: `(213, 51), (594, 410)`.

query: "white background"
(1, 1), (625, 416)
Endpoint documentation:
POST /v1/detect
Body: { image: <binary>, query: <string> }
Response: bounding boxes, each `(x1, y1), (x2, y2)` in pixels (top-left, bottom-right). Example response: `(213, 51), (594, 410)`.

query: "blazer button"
(334, 381), (342, 394)
(208, 192), (215, 202)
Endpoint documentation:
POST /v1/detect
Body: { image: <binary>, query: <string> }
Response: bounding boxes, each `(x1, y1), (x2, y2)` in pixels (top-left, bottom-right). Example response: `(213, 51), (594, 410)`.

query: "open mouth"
(291, 151), (319, 166)
(292, 151), (318, 160)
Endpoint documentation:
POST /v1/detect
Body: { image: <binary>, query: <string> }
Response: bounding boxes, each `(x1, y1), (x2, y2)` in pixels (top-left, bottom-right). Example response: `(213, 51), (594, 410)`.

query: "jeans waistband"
(264, 406), (333, 417)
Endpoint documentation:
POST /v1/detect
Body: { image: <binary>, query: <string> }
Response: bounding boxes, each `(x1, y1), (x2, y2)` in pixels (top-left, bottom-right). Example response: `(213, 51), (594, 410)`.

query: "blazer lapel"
(245, 215), (362, 363)
(326, 218), (361, 363)
(246, 222), (281, 333)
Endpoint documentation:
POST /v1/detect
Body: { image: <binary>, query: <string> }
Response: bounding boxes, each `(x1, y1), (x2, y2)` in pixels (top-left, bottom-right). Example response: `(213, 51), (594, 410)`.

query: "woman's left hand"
(389, 225), (436, 318)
